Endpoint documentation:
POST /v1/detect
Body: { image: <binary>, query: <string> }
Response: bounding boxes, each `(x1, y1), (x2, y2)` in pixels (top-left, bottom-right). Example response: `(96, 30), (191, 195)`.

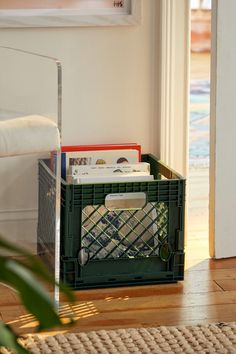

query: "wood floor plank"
(185, 268), (236, 282)
(5, 301), (236, 335)
(185, 257), (236, 271)
(60, 279), (222, 303)
(0, 284), (19, 305)
(59, 303), (236, 332)
(61, 290), (236, 317)
(1, 305), (27, 323)
(214, 279), (236, 291)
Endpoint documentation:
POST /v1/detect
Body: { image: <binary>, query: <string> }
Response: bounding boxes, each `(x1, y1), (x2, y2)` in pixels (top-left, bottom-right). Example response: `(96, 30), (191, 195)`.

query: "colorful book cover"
(64, 149), (140, 180)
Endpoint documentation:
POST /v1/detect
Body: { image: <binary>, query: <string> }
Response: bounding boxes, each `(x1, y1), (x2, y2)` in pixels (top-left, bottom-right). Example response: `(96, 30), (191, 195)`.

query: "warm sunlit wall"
(0, 1), (161, 250)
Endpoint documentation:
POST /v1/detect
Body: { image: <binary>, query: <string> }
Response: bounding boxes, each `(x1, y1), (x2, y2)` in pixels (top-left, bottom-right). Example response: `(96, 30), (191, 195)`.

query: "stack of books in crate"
(51, 143), (154, 184)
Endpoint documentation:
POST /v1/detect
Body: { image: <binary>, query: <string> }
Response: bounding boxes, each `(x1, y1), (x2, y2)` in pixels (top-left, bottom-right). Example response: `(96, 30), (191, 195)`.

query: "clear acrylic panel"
(0, 46), (62, 306)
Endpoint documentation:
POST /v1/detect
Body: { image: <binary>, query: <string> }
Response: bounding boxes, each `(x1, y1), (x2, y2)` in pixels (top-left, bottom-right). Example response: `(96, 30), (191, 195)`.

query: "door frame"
(159, 0), (190, 178)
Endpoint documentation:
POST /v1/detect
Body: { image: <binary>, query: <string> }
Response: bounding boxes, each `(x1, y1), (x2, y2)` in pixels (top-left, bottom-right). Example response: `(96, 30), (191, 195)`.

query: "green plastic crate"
(37, 154), (185, 289)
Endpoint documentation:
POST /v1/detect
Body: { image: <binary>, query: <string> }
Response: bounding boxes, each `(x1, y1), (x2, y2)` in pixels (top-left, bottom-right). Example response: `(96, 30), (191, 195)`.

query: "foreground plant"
(0, 236), (75, 354)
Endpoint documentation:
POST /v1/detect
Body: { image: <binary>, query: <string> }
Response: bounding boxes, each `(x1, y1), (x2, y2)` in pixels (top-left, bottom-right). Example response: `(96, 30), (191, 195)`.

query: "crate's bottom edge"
(63, 277), (184, 290)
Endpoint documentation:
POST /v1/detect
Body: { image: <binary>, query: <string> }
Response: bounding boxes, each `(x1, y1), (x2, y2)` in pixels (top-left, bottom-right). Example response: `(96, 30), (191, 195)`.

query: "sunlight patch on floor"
(59, 302), (99, 321)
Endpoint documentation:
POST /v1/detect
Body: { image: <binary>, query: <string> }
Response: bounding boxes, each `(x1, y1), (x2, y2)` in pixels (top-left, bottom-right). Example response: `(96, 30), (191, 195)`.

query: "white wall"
(210, 0), (236, 258)
(0, 1), (161, 251)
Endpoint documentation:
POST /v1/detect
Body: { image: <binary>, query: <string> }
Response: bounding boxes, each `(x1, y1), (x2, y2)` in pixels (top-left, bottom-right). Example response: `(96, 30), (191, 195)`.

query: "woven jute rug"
(3, 322), (236, 354)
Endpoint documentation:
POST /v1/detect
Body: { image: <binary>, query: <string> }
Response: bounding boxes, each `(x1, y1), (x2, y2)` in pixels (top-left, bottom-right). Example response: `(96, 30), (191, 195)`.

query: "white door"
(209, 0), (236, 258)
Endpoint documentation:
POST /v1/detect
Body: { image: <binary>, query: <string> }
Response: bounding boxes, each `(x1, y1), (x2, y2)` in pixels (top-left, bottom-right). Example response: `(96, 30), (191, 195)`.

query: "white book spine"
(70, 162), (150, 176)
(71, 173), (154, 184)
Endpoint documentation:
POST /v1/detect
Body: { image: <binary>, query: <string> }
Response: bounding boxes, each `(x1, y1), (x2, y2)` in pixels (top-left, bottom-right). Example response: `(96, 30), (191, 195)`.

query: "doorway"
(187, 0), (211, 266)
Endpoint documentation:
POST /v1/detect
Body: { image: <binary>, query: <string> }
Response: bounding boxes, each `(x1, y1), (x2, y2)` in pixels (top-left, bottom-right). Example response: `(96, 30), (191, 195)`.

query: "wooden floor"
(2, 247), (236, 337)
(3, 53), (236, 337)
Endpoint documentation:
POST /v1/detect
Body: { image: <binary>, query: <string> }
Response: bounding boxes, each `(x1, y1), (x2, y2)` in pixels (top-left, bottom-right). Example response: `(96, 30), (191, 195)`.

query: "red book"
(61, 143), (141, 160)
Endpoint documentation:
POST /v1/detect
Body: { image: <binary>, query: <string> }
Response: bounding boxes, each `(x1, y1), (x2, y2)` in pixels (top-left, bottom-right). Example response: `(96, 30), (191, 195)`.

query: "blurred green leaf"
(0, 236), (75, 303)
(0, 321), (28, 354)
(0, 257), (62, 330)
(0, 235), (75, 353)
